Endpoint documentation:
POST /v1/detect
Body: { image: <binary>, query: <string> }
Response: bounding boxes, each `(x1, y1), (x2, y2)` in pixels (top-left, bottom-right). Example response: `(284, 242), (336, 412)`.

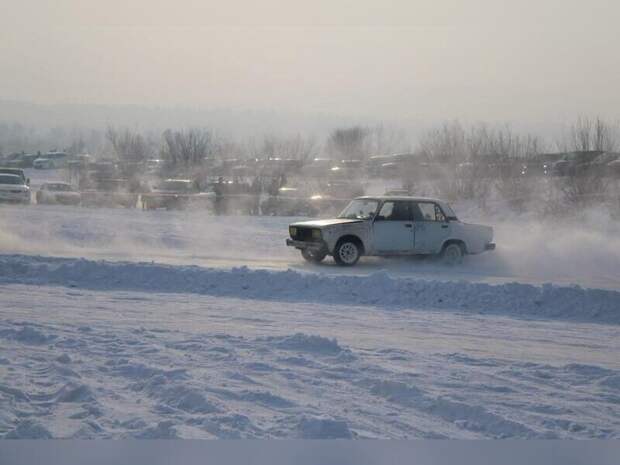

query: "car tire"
(301, 248), (327, 263)
(333, 240), (361, 266)
(441, 243), (464, 265)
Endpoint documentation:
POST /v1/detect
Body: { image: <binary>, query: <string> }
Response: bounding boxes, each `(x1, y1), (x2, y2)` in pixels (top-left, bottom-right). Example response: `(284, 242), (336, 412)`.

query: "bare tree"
(66, 136), (86, 156)
(161, 128), (213, 167)
(417, 121), (467, 164)
(106, 126), (150, 163)
(560, 116), (619, 152)
(249, 134), (318, 163)
(491, 129), (542, 211)
(326, 126), (369, 160)
(553, 116), (618, 207)
(415, 121), (489, 204)
(363, 124), (412, 157)
(416, 122), (544, 208)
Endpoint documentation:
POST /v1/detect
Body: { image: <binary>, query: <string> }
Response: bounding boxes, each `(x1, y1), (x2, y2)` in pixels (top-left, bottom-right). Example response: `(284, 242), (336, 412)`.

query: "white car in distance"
(33, 152), (69, 169)
(286, 196), (495, 266)
(36, 182), (81, 206)
(0, 174), (31, 204)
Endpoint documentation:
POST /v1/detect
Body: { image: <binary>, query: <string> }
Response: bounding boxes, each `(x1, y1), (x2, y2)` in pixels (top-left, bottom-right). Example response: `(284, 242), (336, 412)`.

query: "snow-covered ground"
(1, 282), (619, 439)
(0, 203), (619, 439)
(1, 203), (620, 289)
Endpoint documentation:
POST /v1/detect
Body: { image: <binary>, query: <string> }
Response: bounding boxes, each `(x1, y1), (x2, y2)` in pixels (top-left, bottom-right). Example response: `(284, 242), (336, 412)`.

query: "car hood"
(47, 191), (79, 196)
(0, 184), (28, 191)
(290, 218), (364, 228)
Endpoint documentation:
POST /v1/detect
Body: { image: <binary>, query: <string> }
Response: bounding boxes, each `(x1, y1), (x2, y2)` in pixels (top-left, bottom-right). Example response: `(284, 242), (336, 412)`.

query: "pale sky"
(1, 0), (619, 123)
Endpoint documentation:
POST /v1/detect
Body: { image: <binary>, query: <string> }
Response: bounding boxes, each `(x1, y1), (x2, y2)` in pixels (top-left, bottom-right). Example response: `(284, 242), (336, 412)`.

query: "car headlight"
(312, 229), (322, 240)
(289, 226), (297, 237)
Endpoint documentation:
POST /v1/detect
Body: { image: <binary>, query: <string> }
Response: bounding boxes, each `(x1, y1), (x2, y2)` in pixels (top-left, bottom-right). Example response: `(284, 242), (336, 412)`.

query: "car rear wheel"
(441, 243), (464, 265)
(333, 240), (361, 266)
(301, 248), (327, 263)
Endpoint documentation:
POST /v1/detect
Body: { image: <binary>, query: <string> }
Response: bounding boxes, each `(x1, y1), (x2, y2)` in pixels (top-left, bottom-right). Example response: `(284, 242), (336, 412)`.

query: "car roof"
(355, 195), (447, 203)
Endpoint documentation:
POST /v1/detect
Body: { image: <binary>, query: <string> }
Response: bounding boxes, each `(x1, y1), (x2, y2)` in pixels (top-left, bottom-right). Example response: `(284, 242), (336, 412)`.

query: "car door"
(412, 202), (451, 254)
(372, 200), (415, 254)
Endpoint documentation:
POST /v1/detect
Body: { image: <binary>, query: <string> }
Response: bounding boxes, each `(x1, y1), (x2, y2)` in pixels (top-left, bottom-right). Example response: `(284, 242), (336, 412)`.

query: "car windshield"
(0, 174), (22, 185)
(338, 199), (379, 220)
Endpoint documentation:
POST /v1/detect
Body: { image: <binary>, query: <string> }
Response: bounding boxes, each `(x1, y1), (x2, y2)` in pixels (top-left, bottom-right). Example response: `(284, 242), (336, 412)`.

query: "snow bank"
(270, 333), (344, 355)
(3, 204), (620, 290)
(4, 420), (53, 439)
(297, 416), (353, 439)
(0, 254), (618, 324)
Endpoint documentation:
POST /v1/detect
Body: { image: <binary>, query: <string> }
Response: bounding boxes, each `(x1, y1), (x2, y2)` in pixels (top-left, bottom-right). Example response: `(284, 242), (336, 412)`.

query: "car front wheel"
(301, 248), (327, 263)
(333, 240), (361, 266)
(441, 243), (464, 265)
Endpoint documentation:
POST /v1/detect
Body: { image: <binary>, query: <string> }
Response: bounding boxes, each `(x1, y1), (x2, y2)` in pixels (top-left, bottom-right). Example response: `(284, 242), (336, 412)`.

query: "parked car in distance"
(141, 179), (212, 210)
(261, 186), (318, 217)
(304, 181), (365, 217)
(0, 173), (31, 204)
(0, 168), (29, 185)
(286, 196), (495, 266)
(33, 152), (69, 169)
(607, 157), (620, 176)
(80, 190), (138, 209)
(6, 153), (39, 168)
(145, 159), (164, 174)
(550, 151), (604, 176)
(36, 182), (81, 206)
(301, 158), (335, 177)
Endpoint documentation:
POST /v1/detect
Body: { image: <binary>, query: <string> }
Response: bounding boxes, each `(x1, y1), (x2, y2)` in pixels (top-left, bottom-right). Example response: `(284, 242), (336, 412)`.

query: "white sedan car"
(36, 182), (81, 206)
(286, 196), (495, 266)
(0, 174), (31, 204)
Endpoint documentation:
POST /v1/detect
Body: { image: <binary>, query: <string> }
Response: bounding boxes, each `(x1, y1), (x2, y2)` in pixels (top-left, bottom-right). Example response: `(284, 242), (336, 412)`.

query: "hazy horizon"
(2, 0), (620, 126)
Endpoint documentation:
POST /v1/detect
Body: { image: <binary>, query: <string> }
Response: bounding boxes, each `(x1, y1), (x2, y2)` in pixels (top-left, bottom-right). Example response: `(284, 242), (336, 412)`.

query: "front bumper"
(485, 242), (496, 251)
(286, 239), (326, 252)
(0, 192), (30, 203)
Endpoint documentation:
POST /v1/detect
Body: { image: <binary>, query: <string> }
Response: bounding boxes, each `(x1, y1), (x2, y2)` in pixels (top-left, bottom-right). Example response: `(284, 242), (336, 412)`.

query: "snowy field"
(0, 203), (619, 438)
(2, 202), (620, 289)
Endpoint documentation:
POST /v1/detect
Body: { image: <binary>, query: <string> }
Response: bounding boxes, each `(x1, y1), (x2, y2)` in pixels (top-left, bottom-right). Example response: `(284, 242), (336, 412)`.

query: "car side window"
(417, 202), (435, 221)
(377, 202), (393, 220)
(417, 202), (446, 222)
(435, 205), (446, 222)
(376, 201), (411, 221)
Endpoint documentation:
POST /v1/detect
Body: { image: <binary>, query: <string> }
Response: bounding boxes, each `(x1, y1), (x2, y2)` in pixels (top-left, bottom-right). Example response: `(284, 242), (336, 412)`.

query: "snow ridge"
(1, 254), (618, 324)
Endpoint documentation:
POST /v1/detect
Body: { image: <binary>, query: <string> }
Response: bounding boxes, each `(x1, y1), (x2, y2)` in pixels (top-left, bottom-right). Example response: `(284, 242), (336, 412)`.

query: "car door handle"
(404, 224), (413, 228)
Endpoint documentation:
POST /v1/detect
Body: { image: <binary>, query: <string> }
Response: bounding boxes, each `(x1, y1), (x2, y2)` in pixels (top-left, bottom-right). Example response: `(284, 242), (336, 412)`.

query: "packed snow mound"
(297, 416), (353, 439)
(0, 325), (56, 345)
(4, 420), (53, 439)
(270, 333), (343, 355)
(1, 254), (619, 324)
(55, 383), (96, 403)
